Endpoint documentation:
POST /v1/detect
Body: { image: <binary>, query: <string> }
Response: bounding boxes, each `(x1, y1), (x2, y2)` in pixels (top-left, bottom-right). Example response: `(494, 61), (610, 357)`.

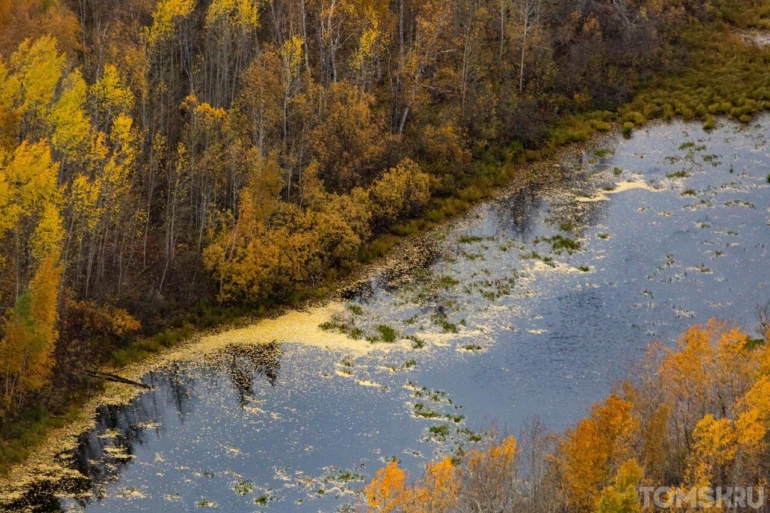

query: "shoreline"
(0, 126), (593, 507)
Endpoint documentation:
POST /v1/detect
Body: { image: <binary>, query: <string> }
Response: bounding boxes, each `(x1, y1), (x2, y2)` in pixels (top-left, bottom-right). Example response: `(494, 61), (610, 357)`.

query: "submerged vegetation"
(364, 319), (770, 512)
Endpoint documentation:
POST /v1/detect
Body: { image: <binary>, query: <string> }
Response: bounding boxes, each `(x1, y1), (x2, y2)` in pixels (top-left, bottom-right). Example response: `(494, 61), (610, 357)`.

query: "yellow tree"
(364, 460), (410, 512)
(0, 138), (63, 413)
(0, 256), (62, 412)
(369, 158), (431, 228)
(560, 395), (639, 511)
(310, 81), (386, 192)
(202, 0), (260, 107)
(595, 459), (643, 513)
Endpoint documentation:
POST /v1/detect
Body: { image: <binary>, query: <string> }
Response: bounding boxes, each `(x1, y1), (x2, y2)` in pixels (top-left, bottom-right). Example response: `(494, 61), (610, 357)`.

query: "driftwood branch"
(87, 371), (152, 390)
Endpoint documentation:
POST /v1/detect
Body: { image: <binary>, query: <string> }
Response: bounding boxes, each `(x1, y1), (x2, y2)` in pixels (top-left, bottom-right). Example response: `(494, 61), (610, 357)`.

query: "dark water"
(27, 119), (770, 511)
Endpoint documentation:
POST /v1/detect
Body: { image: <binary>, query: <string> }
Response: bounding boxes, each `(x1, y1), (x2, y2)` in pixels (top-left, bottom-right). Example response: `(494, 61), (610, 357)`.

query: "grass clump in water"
(438, 320), (458, 333)
(428, 424), (450, 440)
(376, 324), (398, 343)
(458, 235), (484, 244)
(541, 235), (581, 254)
(347, 304), (363, 315)
(408, 335), (426, 349)
(439, 276), (459, 289)
(594, 148), (615, 158)
(414, 403), (441, 419)
(667, 170), (690, 179)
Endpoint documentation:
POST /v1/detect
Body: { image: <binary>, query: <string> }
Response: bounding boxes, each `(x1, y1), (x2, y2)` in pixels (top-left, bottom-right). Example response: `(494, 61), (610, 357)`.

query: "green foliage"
(375, 324), (397, 343)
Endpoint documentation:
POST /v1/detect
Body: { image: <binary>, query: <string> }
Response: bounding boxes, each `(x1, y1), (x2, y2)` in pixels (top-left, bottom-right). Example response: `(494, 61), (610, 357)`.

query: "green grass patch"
(376, 324), (398, 343)
(438, 276), (459, 289)
(408, 335), (426, 349)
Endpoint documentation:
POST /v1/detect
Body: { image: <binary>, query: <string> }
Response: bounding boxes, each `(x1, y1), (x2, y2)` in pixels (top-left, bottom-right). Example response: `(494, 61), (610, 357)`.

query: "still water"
(26, 118), (770, 511)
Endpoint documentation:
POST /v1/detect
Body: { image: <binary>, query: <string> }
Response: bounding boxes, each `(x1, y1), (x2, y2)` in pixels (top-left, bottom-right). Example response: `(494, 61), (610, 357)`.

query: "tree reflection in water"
(14, 342), (282, 512)
(215, 341), (282, 407)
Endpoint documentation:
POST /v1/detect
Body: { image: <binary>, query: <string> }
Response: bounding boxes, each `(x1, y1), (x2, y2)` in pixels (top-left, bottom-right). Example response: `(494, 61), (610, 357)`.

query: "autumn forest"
(1, 0), (770, 510)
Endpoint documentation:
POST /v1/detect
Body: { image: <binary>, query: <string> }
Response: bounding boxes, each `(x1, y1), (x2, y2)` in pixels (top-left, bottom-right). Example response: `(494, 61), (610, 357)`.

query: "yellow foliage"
(363, 437), (518, 512)
(0, 256), (62, 411)
(690, 414), (738, 485)
(0, 58), (20, 150)
(50, 69), (91, 162)
(206, 0), (260, 31)
(30, 202), (64, 265)
(560, 395), (638, 511)
(364, 460), (409, 512)
(9, 36), (65, 121)
(280, 35), (305, 83)
(411, 457), (460, 512)
(310, 82), (386, 191)
(91, 64), (134, 123)
(595, 459), (643, 513)
(369, 158), (431, 227)
(147, 0), (195, 47)
(0, 140), (60, 234)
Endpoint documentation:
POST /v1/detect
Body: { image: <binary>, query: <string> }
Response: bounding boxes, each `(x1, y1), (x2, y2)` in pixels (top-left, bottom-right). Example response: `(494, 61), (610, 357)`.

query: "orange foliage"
(364, 460), (409, 512)
(560, 395), (638, 511)
(363, 437), (519, 512)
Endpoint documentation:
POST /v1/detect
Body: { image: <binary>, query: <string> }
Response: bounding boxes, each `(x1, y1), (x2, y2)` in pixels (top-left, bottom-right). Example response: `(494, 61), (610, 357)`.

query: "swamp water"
(15, 118), (770, 511)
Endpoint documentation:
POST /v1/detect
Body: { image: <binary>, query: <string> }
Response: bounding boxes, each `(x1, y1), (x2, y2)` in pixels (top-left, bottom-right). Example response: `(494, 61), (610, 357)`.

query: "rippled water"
(25, 118), (770, 511)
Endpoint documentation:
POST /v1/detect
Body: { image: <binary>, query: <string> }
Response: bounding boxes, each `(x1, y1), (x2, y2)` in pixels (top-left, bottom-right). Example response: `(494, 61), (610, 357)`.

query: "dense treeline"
(363, 318), (770, 512)
(0, 0), (762, 448)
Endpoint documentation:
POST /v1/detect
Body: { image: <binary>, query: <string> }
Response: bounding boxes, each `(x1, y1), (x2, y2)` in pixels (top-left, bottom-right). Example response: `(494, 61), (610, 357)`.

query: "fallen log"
(87, 371), (152, 390)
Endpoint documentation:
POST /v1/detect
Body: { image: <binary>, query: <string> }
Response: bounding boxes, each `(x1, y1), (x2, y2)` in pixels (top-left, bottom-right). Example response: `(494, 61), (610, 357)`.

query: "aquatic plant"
(376, 324), (398, 343)
(428, 425), (450, 440)
(439, 276), (459, 289)
(594, 149), (615, 158)
(408, 335), (426, 349)
(414, 403), (441, 419)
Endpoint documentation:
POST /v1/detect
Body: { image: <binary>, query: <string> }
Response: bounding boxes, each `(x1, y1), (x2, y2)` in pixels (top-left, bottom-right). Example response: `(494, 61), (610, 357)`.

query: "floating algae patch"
(575, 178), (657, 202)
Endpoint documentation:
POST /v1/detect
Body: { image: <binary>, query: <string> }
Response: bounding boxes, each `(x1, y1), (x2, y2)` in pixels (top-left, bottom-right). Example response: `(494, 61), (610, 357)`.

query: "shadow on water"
(16, 343), (282, 512)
